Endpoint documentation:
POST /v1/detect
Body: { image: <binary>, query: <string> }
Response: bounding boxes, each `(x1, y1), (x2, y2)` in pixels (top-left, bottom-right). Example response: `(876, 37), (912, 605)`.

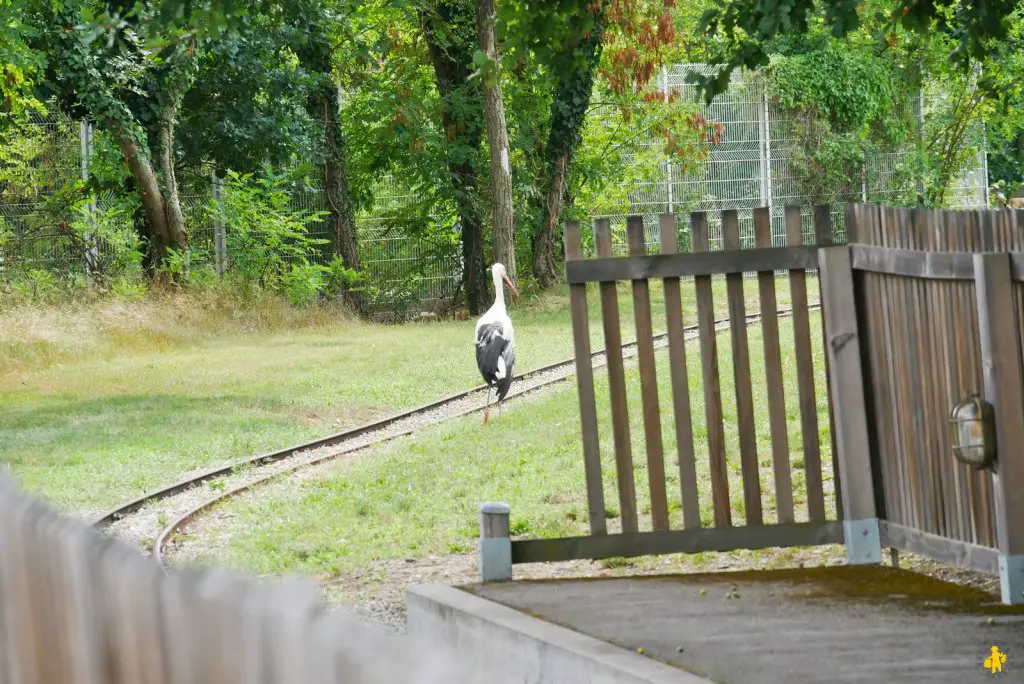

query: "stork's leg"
(483, 386), (492, 425)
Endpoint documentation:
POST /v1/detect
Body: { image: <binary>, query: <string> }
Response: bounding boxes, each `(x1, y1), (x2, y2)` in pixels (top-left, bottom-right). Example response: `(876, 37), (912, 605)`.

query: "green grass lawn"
(180, 288), (835, 583)
(0, 275), (814, 515)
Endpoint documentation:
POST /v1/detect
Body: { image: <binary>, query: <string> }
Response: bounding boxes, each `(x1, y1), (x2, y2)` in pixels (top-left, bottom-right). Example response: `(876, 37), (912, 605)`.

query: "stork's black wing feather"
(476, 321), (514, 399)
(495, 338), (515, 401)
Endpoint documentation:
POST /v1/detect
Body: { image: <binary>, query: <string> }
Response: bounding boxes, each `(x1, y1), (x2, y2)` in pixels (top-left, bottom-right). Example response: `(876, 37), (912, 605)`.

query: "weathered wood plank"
(845, 204), (883, 526)
(975, 252), (1024, 561)
(911, 208), (946, 538)
(722, 210), (762, 526)
(879, 521), (999, 575)
(883, 206), (920, 532)
(814, 205), (842, 521)
(564, 221), (606, 536)
(692, 211), (731, 527)
(626, 216), (670, 532)
(851, 246), (976, 280)
(659, 213), (701, 529)
(896, 208), (931, 535)
(564, 246), (820, 283)
(511, 522), (843, 564)
(594, 218), (638, 534)
(785, 206), (826, 522)
(755, 207), (793, 524)
(930, 209), (965, 542)
(819, 246), (877, 524)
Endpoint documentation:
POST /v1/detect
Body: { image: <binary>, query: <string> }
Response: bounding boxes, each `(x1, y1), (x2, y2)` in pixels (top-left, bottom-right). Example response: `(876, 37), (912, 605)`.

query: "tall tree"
(295, 3), (361, 276)
(514, 0), (679, 287)
(530, 2), (606, 287)
(34, 0), (222, 274)
(421, 0), (490, 315)
(476, 0), (516, 283)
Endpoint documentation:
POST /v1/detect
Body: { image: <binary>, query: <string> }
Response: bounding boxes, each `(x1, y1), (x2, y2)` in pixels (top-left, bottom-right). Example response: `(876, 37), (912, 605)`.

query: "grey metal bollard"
(478, 502), (512, 582)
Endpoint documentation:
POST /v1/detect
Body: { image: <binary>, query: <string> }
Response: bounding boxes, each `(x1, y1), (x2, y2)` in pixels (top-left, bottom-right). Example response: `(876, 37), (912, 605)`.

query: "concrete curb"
(406, 584), (716, 684)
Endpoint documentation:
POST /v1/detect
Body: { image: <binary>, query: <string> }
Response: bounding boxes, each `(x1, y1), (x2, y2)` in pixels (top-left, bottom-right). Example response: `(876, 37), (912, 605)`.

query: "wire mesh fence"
(589, 65), (989, 260)
(0, 65), (990, 310)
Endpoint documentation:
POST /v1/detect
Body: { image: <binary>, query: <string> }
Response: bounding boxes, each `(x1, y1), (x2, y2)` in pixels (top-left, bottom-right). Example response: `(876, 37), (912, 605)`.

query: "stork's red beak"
(502, 275), (519, 299)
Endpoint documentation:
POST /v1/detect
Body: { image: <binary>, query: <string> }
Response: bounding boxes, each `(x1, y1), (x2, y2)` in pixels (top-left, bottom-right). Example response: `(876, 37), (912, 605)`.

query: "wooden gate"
(508, 205), (844, 564)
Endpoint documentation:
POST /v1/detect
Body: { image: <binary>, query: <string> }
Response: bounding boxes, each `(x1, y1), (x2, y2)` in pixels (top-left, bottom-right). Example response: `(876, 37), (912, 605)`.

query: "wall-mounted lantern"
(949, 394), (997, 471)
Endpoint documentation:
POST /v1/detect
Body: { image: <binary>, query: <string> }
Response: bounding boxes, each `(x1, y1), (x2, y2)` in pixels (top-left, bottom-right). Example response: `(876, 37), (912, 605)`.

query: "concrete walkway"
(466, 566), (1024, 683)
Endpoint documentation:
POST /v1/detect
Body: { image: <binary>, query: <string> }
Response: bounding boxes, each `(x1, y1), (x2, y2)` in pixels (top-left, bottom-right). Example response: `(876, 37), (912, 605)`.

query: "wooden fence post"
(819, 245), (882, 565)
(564, 221), (606, 536)
(974, 253), (1024, 605)
(478, 502), (512, 582)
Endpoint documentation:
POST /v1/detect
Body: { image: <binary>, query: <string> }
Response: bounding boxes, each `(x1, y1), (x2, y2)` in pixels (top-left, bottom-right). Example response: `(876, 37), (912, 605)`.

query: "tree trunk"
(116, 133), (181, 276)
(309, 80), (362, 310)
(320, 84), (359, 272)
(422, 1), (489, 315)
(531, 151), (568, 286)
(157, 116), (188, 254)
(476, 0), (516, 284)
(531, 4), (605, 288)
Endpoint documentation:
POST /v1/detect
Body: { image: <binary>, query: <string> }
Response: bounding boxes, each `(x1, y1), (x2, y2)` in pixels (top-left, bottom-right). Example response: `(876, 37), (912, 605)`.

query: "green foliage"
(690, 0), (1022, 102)
(202, 169), (330, 303)
(768, 48), (894, 135)
(0, 2), (45, 116)
(765, 47), (914, 204)
(159, 167), (368, 307)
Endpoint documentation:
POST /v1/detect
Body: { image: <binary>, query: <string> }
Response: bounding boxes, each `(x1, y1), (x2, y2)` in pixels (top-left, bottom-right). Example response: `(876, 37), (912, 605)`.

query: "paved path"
(470, 566), (1024, 683)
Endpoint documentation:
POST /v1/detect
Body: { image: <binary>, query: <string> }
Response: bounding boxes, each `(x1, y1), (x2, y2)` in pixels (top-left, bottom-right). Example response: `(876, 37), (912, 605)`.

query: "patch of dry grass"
(0, 290), (352, 381)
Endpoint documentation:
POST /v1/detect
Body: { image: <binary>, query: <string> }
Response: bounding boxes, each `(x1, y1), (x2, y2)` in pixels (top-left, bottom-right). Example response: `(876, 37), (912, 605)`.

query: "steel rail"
(149, 304), (821, 569)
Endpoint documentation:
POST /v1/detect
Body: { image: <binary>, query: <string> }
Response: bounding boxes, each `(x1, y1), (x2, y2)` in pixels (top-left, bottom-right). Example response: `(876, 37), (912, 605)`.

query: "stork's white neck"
(490, 270), (506, 313)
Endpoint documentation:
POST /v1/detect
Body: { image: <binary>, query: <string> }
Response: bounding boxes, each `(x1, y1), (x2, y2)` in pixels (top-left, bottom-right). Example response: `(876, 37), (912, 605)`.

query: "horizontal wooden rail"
(851, 245), (1024, 281)
(879, 521), (999, 575)
(510, 522), (843, 564)
(564, 245), (820, 284)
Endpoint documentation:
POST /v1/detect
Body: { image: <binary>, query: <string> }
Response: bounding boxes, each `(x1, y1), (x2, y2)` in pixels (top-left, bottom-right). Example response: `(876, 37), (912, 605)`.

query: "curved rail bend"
(149, 304), (821, 568)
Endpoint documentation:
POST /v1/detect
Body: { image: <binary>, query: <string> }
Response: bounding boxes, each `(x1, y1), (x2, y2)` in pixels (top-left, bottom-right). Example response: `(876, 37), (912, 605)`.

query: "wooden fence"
(836, 204), (1024, 602)
(503, 202), (1023, 605)
(510, 206), (844, 563)
(0, 471), (464, 684)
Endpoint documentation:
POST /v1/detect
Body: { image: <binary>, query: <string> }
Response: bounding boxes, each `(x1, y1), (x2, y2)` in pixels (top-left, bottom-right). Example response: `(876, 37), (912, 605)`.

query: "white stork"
(475, 263), (518, 425)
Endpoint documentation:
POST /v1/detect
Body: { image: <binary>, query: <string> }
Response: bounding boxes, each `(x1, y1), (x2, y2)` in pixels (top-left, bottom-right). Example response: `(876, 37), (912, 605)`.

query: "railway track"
(92, 304), (820, 568)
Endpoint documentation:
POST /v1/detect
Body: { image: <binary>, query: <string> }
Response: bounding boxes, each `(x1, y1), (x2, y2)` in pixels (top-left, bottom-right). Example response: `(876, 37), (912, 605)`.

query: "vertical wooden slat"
(868, 203), (902, 528)
(594, 218), (638, 534)
(976, 251), (1024, 603)
(961, 212), (991, 546)
(819, 246), (878, 529)
(626, 216), (670, 532)
(659, 213), (701, 529)
(845, 204), (885, 526)
(786, 206), (826, 522)
(754, 207), (793, 523)
(932, 209), (966, 542)
(917, 208), (956, 541)
(967, 215), (998, 549)
(721, 209), (762, 526)
(876, 206), (912, 531)
(946, 210), (978, 543)
(813, 205), (842, 520)
(898, 208), (932, 534)
(564, 221), (606, 536)
(55, 520), (104, 684)
(692, 211), (731, 527)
